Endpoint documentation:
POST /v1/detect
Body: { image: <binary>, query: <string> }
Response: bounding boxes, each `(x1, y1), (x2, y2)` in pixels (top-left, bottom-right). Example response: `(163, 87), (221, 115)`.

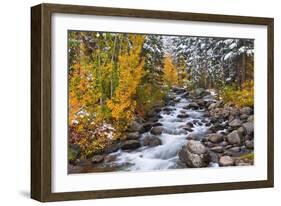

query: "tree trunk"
(97, 46), (103, 106)
(236, 60), (241, 89)
(241, 53), (246, 85)
(110, 35), (117, 99)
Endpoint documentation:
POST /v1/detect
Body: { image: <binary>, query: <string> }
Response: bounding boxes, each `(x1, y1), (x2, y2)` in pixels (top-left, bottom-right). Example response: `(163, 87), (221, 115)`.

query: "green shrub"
(240, 153), (254, 161)
(136, 83), (167, 117)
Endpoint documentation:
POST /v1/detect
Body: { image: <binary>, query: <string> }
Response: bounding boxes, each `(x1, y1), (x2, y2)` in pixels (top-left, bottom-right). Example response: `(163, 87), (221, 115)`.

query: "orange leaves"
(68, 32), (156, 156)
(163, 56), (178, 87)
(107, 35), (145, 125)
(68, 60), (100, 125)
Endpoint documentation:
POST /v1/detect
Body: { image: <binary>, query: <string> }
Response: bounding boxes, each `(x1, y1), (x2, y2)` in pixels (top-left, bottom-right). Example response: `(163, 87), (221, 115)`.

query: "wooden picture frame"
(31, 3), (274, 202)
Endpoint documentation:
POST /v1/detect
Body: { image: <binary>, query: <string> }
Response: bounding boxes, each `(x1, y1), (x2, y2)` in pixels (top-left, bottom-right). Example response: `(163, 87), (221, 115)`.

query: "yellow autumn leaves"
(221, 80), (254, 107)
(163, 56), (178, 87)
(107, 35), (145, 126)
(68, 32), (185, 157)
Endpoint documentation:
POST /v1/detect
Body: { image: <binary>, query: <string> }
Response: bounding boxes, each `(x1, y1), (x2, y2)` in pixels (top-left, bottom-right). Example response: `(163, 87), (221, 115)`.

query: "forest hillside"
(68, 31), (254, 173)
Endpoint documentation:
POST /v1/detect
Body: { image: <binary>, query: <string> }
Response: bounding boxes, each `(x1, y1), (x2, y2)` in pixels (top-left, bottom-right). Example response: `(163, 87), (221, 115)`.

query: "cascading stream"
(107, 91), (211, 171)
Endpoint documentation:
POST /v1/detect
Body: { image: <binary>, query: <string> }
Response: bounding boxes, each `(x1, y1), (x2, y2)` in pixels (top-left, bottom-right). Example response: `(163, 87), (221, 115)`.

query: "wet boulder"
(163, 111), (171, 115)
(196, 121), (203, 126)
(150, 126), (165, 135)
(240, 107), (253, 115)
(182, 127), (193, 132)
(205, 122), (211, 127)
(177, 113), (190, 118)
(149, 115), (162, 123)
(242, 122), (254, 135)
(229, 119), (243, 128)
(194, 88), (210, 97)
(208, 100), (223, 110)
(153, 122), (163, 127)
(187, 140), (207, 154)
(103, 143), (120, 154)
(184, 102), (199, 110)
(237, 126), (245, 137)
(128, 120), (142, 132)
(181, 122), (194, 132)
(247, 115), (254, 122)
(163, 107), (174, 112)
(153, 105), (162, 113)
(91, 155), (104, 164)
(121, 140), (141, 150)
(210, 146), (224, 153)
(146, 110), (157, 118)
(104, 154), (117, 163)
(228, 146), (240, 153)
(201, 119), (208, 123)
(203, 94), (216, 101)
(209, 151), (219, 163)
(126, 132), (141, 140)
(220, 141), (229, 147)
(226, 130), (241, 145)
(143, 135), (162, 147)
(172, 87), (186, 94)
(140, 122), (153, 133)
(240, 114), (249, 120)
(178, 140), (210, 168)
(209, 123), (225, 133)
(196, 99), (206, 108)
(207, 133), (223, 143)
(180, 110), (187, 114)
(186, 122), (194, 128)
(186, 134), (196, 140)
(219, 156), (234, 166)
(208, 103), (216, 110)
(245, 140), (254, 149)
(181, 92), (190, 98)
(203, 141), (215, 148)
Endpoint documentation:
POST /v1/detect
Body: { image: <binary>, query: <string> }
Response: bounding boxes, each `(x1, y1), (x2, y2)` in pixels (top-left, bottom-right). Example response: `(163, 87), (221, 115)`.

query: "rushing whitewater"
(105, 92), (212, 172)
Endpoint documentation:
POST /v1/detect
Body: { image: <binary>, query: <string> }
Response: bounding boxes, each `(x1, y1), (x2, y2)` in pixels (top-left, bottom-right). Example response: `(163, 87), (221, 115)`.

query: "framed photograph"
(31, 3), (274, 202)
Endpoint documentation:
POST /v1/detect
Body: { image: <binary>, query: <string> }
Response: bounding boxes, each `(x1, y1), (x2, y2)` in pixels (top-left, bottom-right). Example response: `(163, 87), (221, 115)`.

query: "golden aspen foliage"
(68, 32), (255, 160)
(107, 35), (145, 128)
(163, 56), (178, 87)
(221, 80), (254, 107)
(68, 59), (101, 125)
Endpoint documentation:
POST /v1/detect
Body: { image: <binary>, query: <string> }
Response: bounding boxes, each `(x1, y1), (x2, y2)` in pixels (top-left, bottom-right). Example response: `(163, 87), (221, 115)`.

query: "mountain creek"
(69, 87), (254, 174)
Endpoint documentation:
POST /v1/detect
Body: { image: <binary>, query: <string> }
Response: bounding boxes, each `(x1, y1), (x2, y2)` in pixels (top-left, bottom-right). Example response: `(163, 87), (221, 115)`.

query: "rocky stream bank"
(69, 87), (254, 173)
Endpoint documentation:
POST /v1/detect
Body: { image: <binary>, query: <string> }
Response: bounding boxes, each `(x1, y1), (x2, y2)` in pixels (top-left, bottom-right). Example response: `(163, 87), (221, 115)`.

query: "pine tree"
(177, 55), (188, 86)
(142, 35), (165, 86)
